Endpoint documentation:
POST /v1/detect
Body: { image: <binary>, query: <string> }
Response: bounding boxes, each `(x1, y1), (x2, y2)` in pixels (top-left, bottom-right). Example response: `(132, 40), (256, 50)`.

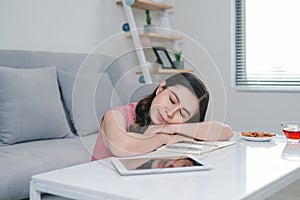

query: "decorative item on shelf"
(125, 0), (135, 6)
(158, 10), (171, 35)
(122, 23), (130, 32)
(138, 75), (145, 83)
(140, 37), (151, 47)
(173, 50), (184, 69)
(144, 9), (155, 33)
(152, 46), (175, 69)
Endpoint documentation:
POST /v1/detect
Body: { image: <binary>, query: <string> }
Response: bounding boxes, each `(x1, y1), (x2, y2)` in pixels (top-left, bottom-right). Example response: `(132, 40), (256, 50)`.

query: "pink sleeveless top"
(91, 102), (137, 161)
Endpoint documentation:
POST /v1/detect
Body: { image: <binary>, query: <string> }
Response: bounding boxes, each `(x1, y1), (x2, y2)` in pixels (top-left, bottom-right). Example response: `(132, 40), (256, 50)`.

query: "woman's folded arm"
(102, 110), (191, 157)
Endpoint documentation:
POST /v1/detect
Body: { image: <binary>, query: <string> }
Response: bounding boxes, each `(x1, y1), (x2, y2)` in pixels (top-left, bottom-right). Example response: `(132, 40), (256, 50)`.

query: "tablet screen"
(119, 156), (203, 171)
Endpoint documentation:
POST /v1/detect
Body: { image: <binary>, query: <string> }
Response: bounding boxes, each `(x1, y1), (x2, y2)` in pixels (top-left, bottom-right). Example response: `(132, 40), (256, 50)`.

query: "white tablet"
(111, 155), (212, 176)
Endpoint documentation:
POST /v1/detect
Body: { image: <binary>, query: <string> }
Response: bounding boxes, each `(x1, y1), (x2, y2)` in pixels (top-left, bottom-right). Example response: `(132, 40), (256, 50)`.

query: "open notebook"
(157, 141), (236, 155)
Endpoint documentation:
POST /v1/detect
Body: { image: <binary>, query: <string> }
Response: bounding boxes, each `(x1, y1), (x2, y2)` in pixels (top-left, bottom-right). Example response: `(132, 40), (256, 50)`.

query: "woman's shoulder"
(113, 102), (137, 112)
(112, 102), (137, 118)
(110, 102), (137, 130)
(102, 102), (137, 122)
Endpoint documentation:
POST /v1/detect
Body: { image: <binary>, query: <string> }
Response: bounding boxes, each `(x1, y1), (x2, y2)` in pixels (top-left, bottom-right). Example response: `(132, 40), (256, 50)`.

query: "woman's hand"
(144, 121), (233, 141)
(175, 121), (233, 141)
(143, 124), (181, 136)
(143, 124), (196, 145)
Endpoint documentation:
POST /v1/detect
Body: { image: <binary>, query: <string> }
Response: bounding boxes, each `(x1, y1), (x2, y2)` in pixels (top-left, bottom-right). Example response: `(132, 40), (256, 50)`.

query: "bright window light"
(236, 0), (300, 89)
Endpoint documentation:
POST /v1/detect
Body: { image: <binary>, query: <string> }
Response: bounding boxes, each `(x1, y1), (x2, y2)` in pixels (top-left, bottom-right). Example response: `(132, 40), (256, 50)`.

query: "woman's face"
(150, 82), (199, 124)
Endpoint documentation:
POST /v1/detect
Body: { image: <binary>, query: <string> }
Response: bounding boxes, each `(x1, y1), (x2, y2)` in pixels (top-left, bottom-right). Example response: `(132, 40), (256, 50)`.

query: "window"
(235, 0), (300, 90)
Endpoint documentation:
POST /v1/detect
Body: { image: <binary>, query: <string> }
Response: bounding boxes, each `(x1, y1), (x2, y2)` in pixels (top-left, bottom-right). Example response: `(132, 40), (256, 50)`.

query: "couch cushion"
(58, 71), (122, 136)
(0, 66), (73, 145)
(0, 50), (147, 105)
(0, 134), (97, 200)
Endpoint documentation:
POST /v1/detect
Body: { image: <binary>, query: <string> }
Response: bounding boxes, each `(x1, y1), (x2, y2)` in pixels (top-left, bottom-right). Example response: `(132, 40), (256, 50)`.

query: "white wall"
(0, 0), (299, 133)
(170, 0), (300, 133)
(0, 0), (131, 53)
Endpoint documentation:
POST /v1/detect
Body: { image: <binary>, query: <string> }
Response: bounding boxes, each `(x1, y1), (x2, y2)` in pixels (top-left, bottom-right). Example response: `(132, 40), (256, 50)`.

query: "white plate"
(240, 134), (276, 142)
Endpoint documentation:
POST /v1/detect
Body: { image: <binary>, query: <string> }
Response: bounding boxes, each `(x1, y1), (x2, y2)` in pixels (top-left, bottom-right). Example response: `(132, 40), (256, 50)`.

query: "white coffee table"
(30, 134), (300, 200)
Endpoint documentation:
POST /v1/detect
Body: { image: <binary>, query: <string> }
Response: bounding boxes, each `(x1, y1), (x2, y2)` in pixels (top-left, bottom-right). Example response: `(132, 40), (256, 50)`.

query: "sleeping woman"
(92, 73), (233, 160)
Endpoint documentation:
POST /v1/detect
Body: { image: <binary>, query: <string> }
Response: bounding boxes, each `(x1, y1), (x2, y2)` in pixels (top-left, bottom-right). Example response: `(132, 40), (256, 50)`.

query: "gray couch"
(0, 50), (157, 200)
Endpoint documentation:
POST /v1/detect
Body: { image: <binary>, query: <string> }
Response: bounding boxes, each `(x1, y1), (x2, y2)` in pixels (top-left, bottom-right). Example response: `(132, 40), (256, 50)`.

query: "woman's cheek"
(149, 107), (158, 124)
(170, 115), (183, 124)
(150, 104), (162, 120)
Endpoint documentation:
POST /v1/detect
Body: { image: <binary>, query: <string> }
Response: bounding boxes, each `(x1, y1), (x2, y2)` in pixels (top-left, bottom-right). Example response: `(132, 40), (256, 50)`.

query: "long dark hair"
(129, 73), (209, 133)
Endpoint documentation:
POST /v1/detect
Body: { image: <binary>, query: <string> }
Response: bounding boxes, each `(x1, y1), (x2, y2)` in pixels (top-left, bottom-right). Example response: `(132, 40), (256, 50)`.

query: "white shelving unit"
(117, 0), (187, 83)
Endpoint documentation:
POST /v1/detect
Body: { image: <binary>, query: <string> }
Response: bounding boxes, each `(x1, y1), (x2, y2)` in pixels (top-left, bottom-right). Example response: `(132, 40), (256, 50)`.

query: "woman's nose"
(167, 105), (181, 119)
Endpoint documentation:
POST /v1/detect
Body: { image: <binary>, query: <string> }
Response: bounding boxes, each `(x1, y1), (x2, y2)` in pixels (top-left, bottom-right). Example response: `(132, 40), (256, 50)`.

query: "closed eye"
(168, 89), (191, 118)
(169, 96), (176, 104)
(180, 110), (188, 118)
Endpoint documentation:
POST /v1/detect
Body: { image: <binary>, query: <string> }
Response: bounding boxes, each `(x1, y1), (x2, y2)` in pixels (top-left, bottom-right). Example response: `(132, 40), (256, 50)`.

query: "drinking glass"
(281, 121), (300, 141)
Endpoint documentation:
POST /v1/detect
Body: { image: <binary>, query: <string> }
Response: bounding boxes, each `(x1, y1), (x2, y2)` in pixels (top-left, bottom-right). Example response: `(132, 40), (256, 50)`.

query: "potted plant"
(144, 9), (155, 33)
(173, 51), (184, 69)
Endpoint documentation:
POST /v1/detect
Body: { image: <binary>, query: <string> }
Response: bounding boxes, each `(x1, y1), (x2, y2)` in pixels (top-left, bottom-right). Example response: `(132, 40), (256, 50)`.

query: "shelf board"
(128, 33), (183, 42)
(116, 0), (173, 11)
(136, 69), (193, 75)
(141, 33), (183, 41)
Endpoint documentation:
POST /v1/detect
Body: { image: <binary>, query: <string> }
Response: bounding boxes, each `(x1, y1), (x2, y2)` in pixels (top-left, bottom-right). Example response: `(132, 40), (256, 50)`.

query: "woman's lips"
(157, 111), (165, 123)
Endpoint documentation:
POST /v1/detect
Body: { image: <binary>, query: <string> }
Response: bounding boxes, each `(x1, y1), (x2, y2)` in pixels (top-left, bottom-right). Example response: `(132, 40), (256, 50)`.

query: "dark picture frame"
(152, 47), (175, 69)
